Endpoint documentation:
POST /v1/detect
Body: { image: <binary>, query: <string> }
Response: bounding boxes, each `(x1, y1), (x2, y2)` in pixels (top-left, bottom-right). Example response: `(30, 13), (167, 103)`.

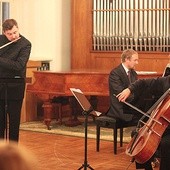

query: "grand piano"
(27, 70), (162, 129)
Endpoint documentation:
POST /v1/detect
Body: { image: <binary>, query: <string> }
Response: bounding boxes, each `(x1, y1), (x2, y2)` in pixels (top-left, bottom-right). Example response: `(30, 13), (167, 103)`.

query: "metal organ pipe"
(92, 0), (170, 52)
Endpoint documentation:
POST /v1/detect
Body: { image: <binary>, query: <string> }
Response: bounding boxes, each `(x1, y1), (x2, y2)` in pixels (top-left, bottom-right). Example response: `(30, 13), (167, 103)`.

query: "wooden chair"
(95, 115), (136, 154)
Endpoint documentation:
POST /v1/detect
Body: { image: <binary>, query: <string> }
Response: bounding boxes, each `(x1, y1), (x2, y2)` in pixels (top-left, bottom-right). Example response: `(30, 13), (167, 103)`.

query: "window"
(92, 0), (170, 52)
(0, 1), (10, 33)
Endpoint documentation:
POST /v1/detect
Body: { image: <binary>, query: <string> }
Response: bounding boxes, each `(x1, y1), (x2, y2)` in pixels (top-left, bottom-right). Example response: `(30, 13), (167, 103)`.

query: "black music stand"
(70, 88), (101, 170)
(0, 77), (24, 141)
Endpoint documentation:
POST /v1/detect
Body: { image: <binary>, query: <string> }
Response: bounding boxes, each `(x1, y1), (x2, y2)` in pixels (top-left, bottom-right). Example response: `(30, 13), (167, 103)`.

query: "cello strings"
(123, 101), (162, 125)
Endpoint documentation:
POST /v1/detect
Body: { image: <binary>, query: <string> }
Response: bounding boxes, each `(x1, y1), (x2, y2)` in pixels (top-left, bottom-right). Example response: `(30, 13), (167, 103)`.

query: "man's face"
(126, 54), (139, 69)
(3, 25), (20, 41)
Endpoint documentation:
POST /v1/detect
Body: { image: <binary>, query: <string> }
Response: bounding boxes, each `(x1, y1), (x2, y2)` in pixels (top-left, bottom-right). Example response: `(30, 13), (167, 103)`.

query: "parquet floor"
(19, 130), (159, 170)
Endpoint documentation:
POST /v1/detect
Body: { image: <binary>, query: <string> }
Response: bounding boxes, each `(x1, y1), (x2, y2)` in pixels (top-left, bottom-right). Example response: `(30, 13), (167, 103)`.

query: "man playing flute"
(0, 19), (31, 142)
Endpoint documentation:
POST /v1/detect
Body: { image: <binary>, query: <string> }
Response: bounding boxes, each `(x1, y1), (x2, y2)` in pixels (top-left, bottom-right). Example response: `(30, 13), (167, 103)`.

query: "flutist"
(0, 19), (31, 142)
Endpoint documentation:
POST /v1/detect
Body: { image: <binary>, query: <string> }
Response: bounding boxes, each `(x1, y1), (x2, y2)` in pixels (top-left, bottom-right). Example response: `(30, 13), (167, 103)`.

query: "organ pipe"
(92, 0), (170, 52)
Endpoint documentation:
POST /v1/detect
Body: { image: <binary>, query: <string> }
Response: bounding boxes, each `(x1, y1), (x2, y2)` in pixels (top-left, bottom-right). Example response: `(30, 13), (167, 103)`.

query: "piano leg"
(65, 96), (98, 126)
(42, 101), (53, 130)
(89, 96), (98, 121)
(65, 96), (82, 127)
(41, 96), (98, 128)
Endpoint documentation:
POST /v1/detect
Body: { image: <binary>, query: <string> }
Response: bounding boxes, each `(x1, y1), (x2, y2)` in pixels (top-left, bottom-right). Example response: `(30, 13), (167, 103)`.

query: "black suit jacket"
(107, 64), (138, 121)
(0, 34), (31, 100)
(129, 75), (170, 100)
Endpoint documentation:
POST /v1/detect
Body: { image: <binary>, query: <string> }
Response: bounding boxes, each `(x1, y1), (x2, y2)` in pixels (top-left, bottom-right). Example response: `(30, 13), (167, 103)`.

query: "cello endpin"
(130, 157), (135, 163)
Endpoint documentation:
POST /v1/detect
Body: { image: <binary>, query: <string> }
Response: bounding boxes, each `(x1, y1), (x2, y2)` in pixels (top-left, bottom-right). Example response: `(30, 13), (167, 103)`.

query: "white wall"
(10, 0), (71, 71)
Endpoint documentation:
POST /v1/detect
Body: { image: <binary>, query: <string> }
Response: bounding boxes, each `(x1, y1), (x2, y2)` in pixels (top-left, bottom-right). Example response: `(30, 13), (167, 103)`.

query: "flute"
(0, 37), (21, 49)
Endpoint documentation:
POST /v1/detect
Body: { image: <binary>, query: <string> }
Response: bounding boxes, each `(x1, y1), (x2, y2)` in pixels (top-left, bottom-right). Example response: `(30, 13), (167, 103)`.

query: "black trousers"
(159, 128), (170, 170)
(135, 159), (153, 170)
(0, 99), (23, 142)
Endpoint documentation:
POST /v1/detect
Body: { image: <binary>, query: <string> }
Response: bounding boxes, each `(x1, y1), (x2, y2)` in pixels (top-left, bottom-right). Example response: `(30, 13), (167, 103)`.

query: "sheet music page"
(136, 71), (157, 75)
(94, 111), (102, 116)
(70, 88), (83, 93)
(70, 88), (102, 117)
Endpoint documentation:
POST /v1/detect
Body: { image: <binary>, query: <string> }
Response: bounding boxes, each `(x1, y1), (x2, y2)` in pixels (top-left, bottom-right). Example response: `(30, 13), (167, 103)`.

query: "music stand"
(70, 88), (101, 170)
(0, 77), (24, 141)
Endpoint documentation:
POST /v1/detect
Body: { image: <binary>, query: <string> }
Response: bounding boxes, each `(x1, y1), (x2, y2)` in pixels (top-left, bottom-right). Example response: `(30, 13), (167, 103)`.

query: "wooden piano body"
(27, 70), (162, 129)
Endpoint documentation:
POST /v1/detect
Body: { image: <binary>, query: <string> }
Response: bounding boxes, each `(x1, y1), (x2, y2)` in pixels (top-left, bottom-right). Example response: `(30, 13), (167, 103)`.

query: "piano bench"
(95, 115), (136, 154)
(52, 97), (70, 124)
(52, 103), (71, 124)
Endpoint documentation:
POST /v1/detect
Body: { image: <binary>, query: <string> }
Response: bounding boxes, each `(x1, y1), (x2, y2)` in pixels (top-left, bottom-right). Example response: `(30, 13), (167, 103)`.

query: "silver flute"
(0, 37), (21, 49)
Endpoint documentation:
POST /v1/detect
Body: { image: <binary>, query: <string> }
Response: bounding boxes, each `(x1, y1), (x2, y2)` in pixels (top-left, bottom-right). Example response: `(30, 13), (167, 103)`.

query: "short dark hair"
(121, 49), (138, 62)
(2, 19), (18, 32)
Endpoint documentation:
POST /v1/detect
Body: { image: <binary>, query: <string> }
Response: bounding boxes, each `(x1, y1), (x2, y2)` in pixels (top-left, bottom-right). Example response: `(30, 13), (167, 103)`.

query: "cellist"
(117, 75), (170, 170)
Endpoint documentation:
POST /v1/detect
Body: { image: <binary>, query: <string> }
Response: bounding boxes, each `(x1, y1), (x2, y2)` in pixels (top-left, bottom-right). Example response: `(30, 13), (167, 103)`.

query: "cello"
(125, 88), (170, 164)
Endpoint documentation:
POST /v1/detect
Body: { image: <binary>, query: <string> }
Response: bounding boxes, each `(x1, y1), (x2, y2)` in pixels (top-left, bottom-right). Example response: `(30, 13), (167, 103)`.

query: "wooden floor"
(19, 130), (159, 170)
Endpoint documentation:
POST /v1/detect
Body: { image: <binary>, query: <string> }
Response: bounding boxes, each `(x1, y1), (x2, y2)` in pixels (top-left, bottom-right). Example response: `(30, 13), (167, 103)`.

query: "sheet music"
(70, 88), (102, 117)
(162, 63), (170, 77)
(95, 110), (102, 116)
(136, 71), (157, 75)
(70, 88), (83, 93)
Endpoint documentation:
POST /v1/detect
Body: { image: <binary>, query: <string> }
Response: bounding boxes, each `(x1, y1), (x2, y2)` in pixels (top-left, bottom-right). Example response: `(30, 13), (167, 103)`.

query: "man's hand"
(116, 88), (131, 102)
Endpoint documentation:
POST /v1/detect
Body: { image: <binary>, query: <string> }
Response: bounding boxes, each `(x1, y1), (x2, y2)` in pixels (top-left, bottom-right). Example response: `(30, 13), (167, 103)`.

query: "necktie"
(127, 70), (131, 84)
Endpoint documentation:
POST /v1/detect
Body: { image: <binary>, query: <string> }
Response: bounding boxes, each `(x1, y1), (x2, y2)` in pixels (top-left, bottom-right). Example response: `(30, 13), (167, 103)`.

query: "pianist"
(107, 49), (154, 169)
(107, 49), (145, 122)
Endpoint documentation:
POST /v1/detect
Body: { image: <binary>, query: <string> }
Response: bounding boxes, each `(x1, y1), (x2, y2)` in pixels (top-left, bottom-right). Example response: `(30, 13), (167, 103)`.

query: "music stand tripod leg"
(4, 83), (8, 141)
(78, 109), (94, 170)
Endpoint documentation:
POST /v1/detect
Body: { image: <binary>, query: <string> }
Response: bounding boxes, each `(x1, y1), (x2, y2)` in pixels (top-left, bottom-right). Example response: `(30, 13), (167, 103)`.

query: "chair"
(95, 115), (136, 154)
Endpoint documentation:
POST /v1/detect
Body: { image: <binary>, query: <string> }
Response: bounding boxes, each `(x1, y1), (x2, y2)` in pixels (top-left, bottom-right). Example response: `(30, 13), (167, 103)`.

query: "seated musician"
(107, 49), (155, 170)
(117, 75), (170, 170)
(107, 49), (151, 125)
